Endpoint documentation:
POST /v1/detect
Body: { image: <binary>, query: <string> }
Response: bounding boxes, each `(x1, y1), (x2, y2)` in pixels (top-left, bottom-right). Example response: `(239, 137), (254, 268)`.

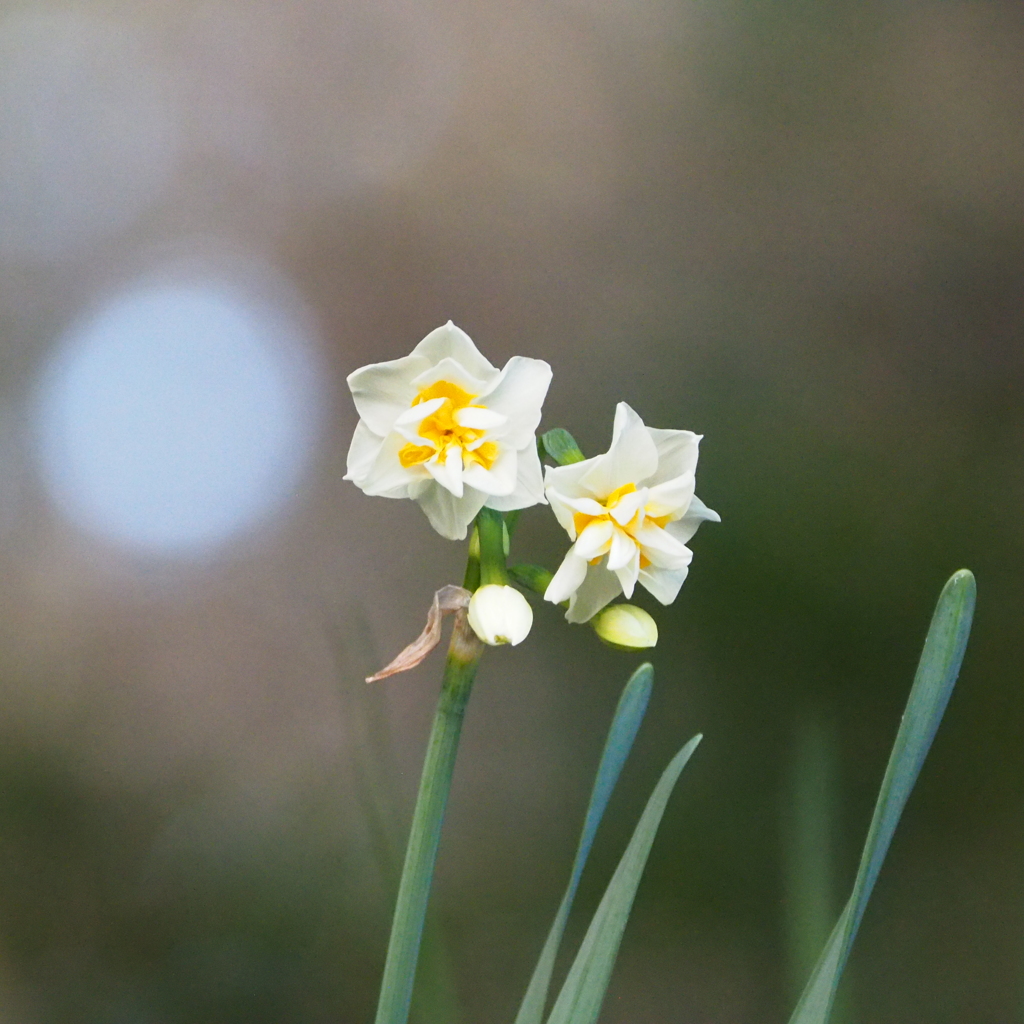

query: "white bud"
(591, 604), (658, 650)
(467, 584), (533, 646)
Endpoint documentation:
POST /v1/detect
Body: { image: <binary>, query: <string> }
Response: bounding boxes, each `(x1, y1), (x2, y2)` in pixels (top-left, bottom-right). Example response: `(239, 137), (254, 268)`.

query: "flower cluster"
(346, 323), (718, 652)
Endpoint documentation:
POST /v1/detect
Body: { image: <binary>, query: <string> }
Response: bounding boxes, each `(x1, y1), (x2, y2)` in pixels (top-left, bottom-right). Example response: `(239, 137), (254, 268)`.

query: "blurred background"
(0, 0), (1022, 1020)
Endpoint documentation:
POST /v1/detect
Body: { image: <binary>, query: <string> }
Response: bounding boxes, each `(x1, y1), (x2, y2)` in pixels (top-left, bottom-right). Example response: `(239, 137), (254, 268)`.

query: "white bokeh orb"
(33, 277), (324, 555)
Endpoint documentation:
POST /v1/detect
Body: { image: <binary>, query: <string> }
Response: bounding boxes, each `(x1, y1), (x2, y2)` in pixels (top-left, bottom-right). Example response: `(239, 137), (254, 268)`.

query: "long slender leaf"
(788, 568), (976, 1024)
(546, 733), (703, 1024)
(782, 718), (853, 1024)
(514, 664), (654, 1024)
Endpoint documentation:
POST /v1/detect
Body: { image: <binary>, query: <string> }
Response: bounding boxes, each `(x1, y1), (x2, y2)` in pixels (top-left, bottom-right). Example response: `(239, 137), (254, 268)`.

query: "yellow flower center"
(573, 482), (671, 568)
(398, 380), (499, 471)
(572, 483), (638, 536)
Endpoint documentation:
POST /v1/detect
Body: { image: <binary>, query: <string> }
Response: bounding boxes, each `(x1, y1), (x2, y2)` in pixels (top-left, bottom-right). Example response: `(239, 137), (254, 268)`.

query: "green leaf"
(542, 429), (586, 466)
(514, 664), (654, 1024)
(788, 569), (976, 1024)
(546, 733), (703, 1024)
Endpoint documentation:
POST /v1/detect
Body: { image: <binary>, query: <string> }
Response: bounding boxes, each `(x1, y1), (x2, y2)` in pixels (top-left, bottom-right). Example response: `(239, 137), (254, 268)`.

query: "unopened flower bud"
(591, 604), (658, 650)
(467, 584), (533, 646)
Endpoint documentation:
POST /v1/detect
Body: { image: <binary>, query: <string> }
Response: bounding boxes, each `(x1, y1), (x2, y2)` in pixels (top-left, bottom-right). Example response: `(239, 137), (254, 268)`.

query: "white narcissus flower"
(544, 402), (720, 623)
(344, 322), (552, 540)
(467, 584), (534, 646)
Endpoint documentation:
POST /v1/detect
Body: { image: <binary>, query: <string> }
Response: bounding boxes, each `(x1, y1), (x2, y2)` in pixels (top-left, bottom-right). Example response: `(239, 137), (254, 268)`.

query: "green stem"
(374, 611), (484, 1024)
(463, 525), (481, 591)
(476, 507), (508, 586)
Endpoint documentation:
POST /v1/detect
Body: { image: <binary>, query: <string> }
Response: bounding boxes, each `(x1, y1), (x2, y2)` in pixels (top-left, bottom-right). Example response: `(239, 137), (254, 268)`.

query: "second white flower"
(543, 402), (719, 622)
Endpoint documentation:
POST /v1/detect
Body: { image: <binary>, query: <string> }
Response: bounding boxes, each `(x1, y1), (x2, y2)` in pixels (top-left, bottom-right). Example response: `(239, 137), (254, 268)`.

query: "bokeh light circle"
(33, 278), (323, 555)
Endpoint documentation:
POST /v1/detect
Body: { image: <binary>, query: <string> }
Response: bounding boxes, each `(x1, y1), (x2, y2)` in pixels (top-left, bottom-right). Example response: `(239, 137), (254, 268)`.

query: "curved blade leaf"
(546, 733), (703, 1024)
(514, 664), (654, 1024)
(788, 568), (976, 1024)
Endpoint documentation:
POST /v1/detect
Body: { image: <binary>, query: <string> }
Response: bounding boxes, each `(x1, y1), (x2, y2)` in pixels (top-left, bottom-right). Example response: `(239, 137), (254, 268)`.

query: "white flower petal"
(575, 520), (614, 561)
(393, 426), (437, 448)
(411, 321), (499, 385)
(415, 482), (487, 540)
(664, 495), (720, 544)
(609, 488), (646, 526)
(544, 455), (602, 500)
(545, 488), (580, 536)
(607, 528), (637, 571)
(645, 472), (695, 519)
(565, 564), (622, 623)
(359, 432), (421, 496)
(407, 477), (431, 499)
(545, 549), (589, 604)
(639, 564), (690, 605)
(392, 396), (448, 444)
(346, 352), (429, 436)
(374, 481), (417, 500)
(614, 546), (642, 597)
(426, 444), (465, 497)
(344, 420), (384, 485)
(455, 406), (507, 430)
(647, 428), (701, 484)
(687, 494), (721, 523)
(463, 445), (517, 496)
(411, 356), (493, 396)
(632, 524), (694, 569)
(487, 441), (546, 511)
(580, 403), (658, 496)
(480, 357), (553, 448)
(394, 396), (447, 428)
(562, 495), (608, 516)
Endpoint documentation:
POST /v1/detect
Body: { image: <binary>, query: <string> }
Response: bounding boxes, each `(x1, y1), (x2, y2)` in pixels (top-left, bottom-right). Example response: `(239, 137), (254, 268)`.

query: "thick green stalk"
(476, 507), (509, 586)
(463, 525), (481, 591)
(374, 612), (484, 1024)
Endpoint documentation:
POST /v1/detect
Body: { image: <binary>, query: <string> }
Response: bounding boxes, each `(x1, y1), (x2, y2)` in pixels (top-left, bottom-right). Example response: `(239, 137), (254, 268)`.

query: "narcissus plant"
(341, 322), (975, 1024)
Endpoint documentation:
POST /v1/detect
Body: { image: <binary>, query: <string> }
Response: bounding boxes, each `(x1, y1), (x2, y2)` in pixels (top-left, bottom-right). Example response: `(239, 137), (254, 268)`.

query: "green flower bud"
(591, 604), (658, 650)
